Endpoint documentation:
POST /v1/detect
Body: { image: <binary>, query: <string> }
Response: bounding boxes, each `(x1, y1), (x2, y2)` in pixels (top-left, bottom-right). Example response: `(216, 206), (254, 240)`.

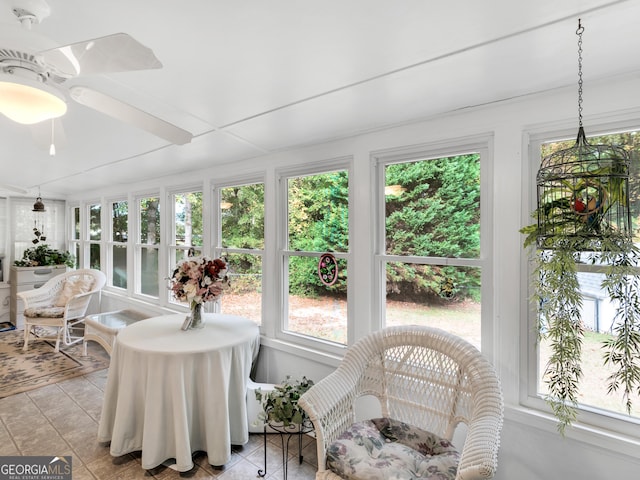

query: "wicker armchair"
(18, 269), (106, 352)
(298, 325), (503, 480)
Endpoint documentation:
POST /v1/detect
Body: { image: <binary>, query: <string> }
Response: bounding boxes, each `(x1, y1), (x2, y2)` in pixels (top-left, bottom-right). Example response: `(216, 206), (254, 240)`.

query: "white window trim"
(275, 157), (353, 357)
(105, 197), (128, 292)
(166, 185), (205, 308)
(133, 191), (163, 302)
(211, 176), (266, 321)
(372, 135), (494, 359)
(84, 200), (102, 270)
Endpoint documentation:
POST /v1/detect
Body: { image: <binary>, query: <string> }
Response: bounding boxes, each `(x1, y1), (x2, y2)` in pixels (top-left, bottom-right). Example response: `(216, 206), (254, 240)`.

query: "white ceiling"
(1, 0), (639, 197)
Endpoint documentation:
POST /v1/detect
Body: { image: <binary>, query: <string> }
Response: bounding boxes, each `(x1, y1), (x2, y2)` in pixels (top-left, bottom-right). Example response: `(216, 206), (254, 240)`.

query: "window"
(280, 166), (349, 345)
(168, 189), (203, 305)
(137, 195), (160, 297)
(526, 127), (640, 429)
(109, 200), (128, 289)
(217, 182), (264, 324)
(87, 203), (101, 270)
(376, 141), (491, 351)
(70, 206), (80, 269)
(12, 198), (66, 265)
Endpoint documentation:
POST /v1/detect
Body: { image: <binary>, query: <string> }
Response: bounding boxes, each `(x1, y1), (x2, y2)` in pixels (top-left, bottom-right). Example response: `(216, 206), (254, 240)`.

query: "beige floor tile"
(1, 370), (317, 480)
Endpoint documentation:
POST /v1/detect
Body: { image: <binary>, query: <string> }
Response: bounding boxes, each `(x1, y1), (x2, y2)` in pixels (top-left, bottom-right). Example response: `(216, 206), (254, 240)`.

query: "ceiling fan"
(0, 0), (192, 145)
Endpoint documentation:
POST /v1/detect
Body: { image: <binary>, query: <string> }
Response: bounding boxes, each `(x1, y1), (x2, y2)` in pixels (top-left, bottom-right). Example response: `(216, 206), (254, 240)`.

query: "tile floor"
(0, 367), (318, 479)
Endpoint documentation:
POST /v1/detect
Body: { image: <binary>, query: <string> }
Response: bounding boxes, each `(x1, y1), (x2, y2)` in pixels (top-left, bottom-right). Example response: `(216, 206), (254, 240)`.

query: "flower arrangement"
(169, 256), (230, 308)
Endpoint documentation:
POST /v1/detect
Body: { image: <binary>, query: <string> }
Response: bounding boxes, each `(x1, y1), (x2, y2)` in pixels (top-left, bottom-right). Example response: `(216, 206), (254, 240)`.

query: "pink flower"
(169, 256), (229, 305)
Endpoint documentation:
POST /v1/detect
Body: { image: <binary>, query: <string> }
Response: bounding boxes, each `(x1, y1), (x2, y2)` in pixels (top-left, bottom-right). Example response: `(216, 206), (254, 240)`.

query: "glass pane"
(385, 154), (480, 258)
(140, 246), (159, 296)
(288, 171), (348, 252)
(173, 247), (201, 265)
(89, 204), (101, 241)
(537, 271), (640, 418)
(112, 245), (127, 289)
(221, 184), (265, 249)
(385, 262), (481, 349)
(139, 197), (160, 245)
(71, 242), (80, 269)
(89, 243), (100, 270)
(286, 255), (347, 344)
(112, 201), (128, 242)
(174, 192), (203, 246)
(73, 207), (80, 240)
(220, 253), (262, 324)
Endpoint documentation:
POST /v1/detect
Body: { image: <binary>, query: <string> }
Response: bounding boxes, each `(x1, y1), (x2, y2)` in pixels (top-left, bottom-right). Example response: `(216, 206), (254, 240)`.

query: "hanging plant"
(522, 19), (640, 432)
(600, 239), (640, 414)
(523, 229), (640, 432)
(530, 237), (584, 433)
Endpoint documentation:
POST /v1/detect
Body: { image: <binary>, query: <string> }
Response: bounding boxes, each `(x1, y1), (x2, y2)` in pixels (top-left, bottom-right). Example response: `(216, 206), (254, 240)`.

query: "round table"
(97, 313), (260, 471)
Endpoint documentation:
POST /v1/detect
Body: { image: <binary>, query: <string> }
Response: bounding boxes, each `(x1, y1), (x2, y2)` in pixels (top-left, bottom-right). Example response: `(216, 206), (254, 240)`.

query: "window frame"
(275, 157), (353, 355)
(106, 197), (129, 291)
(212, 176), (266, 323)
(373, 136), (494, 357)
(522, 120), (640, 439)
(167, 185), (205, 308)
(85, 201), (102, 270)
(133, 191), (162, 300)
(68, 204), (81, 269)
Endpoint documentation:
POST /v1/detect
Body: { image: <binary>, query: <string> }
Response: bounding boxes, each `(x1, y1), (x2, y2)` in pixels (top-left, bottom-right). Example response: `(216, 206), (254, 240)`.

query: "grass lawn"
(223, 291), (640, 419)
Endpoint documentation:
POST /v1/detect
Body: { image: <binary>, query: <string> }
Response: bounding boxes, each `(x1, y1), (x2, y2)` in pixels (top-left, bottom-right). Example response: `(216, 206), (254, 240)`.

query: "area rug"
(0, 328), (110, 398)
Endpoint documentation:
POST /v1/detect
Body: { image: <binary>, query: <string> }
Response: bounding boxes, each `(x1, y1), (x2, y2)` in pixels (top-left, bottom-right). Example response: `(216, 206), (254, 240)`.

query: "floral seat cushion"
(326, 417), (460, 480)
(24, 306), (65, 318)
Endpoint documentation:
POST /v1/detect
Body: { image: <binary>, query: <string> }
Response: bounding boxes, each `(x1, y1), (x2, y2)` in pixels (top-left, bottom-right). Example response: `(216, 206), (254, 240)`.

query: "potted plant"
(255, 376), (314, 428)
(13, 244), (75, 268)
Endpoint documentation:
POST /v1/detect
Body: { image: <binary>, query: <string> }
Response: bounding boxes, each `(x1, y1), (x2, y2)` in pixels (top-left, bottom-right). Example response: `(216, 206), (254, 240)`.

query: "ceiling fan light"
(0, 79), (67, 125)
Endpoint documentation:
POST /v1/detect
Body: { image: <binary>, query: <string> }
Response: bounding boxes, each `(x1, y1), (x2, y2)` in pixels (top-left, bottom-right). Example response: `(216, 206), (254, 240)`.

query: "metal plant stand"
(257, 419), (314, 480)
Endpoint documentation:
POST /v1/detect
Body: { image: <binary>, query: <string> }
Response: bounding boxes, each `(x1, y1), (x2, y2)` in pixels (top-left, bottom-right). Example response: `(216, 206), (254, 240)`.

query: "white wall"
(68, 71), (640, 479)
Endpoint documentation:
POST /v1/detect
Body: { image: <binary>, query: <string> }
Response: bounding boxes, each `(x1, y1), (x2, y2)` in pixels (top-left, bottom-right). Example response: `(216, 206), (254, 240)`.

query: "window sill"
(505, 404), (640, 460)
(259, 335), (344, 370)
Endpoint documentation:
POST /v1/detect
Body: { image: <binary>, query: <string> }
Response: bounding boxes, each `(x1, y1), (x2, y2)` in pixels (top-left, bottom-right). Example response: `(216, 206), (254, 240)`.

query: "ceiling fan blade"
(69, 85), (193, 145)
(40, 33), (162, 77)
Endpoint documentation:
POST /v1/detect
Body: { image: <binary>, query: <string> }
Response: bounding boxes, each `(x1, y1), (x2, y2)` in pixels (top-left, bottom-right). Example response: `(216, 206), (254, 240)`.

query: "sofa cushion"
(54, 277), (94, 307)
(326, 417), (459, 480)
(24, 306), (65, 318)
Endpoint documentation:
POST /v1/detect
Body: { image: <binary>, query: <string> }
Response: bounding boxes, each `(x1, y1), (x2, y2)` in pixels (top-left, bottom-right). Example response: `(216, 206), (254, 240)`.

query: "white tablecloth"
(97, 313), (260, 471)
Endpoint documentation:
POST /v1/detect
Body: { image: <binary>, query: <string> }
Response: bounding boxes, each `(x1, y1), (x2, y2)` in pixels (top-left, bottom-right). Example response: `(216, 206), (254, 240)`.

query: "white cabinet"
(0, 283), (9, 325)
(10, 265), (67, 329)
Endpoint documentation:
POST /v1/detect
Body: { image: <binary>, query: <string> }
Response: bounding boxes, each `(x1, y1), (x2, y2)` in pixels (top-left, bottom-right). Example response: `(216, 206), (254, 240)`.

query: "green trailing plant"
(255, 376), (314, 427)
(600, 240), (640, 414)
(13, 244), (75, 268)
(531, 238), (584, 434)
(522, 228), (640, 433)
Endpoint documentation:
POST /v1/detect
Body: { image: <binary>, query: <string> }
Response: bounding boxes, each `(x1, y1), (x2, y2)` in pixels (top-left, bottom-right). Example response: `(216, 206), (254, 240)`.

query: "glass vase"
(189, 302), (205, 329)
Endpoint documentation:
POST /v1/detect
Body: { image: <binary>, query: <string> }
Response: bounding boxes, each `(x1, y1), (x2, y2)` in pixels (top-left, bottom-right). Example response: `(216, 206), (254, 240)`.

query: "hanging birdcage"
(535, 21), (631, 250)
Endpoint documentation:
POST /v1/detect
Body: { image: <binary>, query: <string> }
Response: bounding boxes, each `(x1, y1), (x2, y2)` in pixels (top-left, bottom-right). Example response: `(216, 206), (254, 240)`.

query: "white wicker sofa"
(298, 325), (504, 480)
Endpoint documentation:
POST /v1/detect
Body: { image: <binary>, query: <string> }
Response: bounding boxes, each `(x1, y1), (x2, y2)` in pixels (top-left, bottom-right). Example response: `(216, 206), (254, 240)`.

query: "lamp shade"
(32, 196), (46, 212)
(0, 76), (67, 125)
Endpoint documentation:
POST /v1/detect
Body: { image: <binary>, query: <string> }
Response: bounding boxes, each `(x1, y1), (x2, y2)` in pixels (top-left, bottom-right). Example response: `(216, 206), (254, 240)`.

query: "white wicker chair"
(18, 269), (106, 352)
(298, 325), (504, 480)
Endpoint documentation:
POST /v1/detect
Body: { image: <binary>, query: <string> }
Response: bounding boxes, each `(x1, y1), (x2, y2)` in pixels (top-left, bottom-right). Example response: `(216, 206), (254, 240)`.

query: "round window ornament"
(318, 253), (338, 286)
